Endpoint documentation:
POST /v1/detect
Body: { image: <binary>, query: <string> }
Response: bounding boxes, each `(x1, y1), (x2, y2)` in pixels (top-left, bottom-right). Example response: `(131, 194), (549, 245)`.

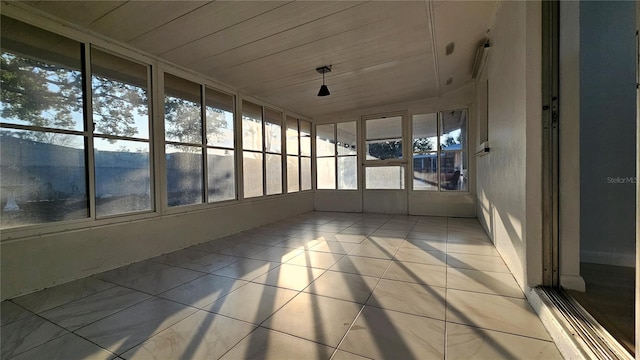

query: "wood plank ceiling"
(18, 1), (497, 118)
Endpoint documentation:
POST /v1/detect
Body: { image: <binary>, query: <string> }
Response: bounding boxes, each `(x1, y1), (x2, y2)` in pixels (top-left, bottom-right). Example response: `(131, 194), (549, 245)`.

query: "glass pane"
(165, 144), (203, 207)
(0, 129), (88, 228)
(242, 101), (262, 151)
(286, 116), (299, 155)
(243, 151), (263, 198)
(439, 151), (467, 191)
(338, 156), (357, 190)
(301, 157), (312, 191)
(440, 109), (467, 151)
(300, 120), (311, 156)
(264, 108), (281, 154)
(205, 87), (234, 148)
(337, 122), (357, 156)
(92, 48), (149, 139)
(412, 113), (438, 154)
(317, 157), (336, 190)
(413, 153), (438, 191)
(164, 73), (202, 144)
(1, 17), (84, 131)
(366, 139), (402, 160)
(366, 116), (402, 140)
(207, 148), (235, 202)
(266, 154), (282, 195)
(366, 166), (404, 189)
(316, 124), (335, 157)
(94, 138), (151, 216)
(287, 155), (299, 193)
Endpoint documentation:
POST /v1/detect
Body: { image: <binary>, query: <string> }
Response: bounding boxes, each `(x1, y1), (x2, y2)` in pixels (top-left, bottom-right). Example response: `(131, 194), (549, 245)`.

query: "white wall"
(475, 1), (543, 290)
(1, 192), (314, 300)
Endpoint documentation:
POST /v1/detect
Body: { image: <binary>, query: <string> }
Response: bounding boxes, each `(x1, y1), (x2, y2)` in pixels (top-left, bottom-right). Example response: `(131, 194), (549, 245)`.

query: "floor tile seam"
(300, 289), (371, 306)
(67, 294), (195, 337)
(9, 325), (118, 360)
(444, 216), (451, 352)
(211, 263), (284, 283)
(330, 349), (375, 360)
(389, 257), (447, 267)
(3, 311), (78, 359)
(444, 284), (528, 299)
(1, 301), (38, 328)
(253, 324), (341, 351)
(43, 291), (154, 333)
(377, 276), (447, 291)
(171, 256), (245, 274)
(80, 302), (201, 357)
(443, 320), (555, 342)
(327, 301), (369, 359)
(443, 285), (525, 299)
(130, 270), (211, 296)
(445, 250), (501, 258)
(158, 277), (253, 309)
(95, 269), (209, 299)
(12, 277), (121, 315)
(283, 254), (347, 270)
(363, 303), (446, 322)
(199, 298), (295, 342)
(445, 265), (512, 275)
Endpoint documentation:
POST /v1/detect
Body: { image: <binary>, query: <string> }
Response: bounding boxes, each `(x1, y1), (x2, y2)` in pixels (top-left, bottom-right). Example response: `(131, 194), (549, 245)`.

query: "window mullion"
(261, 107), (267, 197)
(334, 122), (338, 190)
(201, 85), (208, 203)
(83, 43), (97, 220)
(437, 112), (442, 191)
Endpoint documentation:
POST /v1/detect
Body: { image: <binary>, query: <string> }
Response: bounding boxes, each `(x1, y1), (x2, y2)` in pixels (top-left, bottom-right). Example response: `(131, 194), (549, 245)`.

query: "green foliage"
(1, 53), (81, 130)
(412, 137), (433, 153)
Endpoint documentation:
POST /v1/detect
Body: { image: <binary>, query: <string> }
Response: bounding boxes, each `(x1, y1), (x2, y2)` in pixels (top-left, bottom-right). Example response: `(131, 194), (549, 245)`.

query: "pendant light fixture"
(316, 65), (332, 97)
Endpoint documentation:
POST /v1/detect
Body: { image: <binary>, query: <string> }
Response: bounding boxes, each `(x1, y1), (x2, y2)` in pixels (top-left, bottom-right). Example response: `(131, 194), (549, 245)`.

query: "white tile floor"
(1, 212), (563, 359)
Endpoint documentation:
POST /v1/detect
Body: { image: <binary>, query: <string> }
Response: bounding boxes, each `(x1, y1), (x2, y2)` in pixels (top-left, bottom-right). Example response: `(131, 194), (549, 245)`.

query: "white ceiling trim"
(425, 0), (441, 98)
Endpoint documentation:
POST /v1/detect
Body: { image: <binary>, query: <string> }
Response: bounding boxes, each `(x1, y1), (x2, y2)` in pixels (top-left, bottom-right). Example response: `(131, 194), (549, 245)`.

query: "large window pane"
(366, 116), (403, 160)
(95, 139), (151, 216)
(242, 101), (262, 151)
(317, 157), (336, 189)
(286, 117), (299, 156)
(413, 153), (438, 191)
(301, 157), (312, 191)
(287, 155), (299, 193)
(440, 109), (467, 150)
(1, 129), (88, 228)
(205, 87), (234, 148)
(316, 124), (335, 157)
(164, 74), (202, 144)
(208, 148), (235, 202)
(243, 151), (263, 198)
(266, 154), (282, 195)
(440, 151), (467, 191)
(338, 156), (357, 190)
(1, 16), (85, 131)
(165, 144), (203, 206)
(366, 139), (402, 160)
(366, 166), (404, 189)
(92, 48), (149, 139)
(337, 122), (357, 156)
(264, 108), (282, 154)
(413, 113), (438, 191)
(366, 117), (402, 139)
(300, 120), (311, 156)
(412, 113), (438, 154)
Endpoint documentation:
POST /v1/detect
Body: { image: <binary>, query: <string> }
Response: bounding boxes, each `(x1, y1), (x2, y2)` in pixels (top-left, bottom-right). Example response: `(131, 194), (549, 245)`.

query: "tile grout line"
(328, 218), (407, 359)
